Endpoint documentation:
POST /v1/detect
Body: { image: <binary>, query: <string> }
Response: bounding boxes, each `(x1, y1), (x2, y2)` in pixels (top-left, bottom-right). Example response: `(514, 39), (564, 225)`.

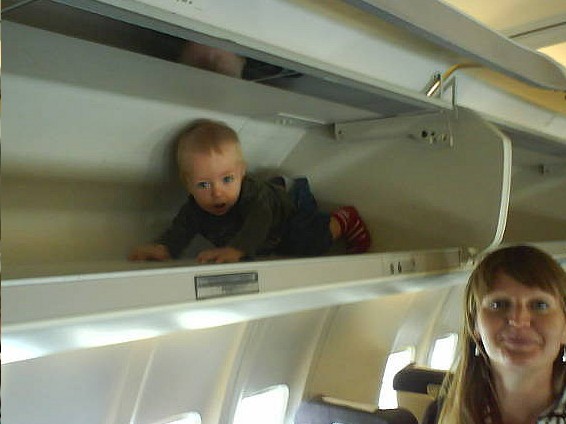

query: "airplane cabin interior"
(2, 1), (566, 423)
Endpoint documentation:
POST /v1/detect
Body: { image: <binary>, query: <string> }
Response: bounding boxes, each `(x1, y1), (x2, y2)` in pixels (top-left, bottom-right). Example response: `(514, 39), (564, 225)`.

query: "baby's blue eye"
(196, 181), (211, 190)
(223, 175), (235, 184)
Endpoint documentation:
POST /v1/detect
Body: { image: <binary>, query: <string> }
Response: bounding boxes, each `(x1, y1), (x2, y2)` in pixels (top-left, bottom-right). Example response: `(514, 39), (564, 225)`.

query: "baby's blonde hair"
(176, 119), (244, 168)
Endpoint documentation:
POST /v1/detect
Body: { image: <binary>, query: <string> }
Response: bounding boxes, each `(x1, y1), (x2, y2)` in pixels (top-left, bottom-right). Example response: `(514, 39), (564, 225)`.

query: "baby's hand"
(128, 244), (171, 261)
(197, 247), (245, 264)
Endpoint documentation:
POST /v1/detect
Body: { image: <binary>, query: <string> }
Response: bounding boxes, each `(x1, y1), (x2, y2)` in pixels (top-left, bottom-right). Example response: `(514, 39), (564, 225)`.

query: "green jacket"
(157, 175), (296, 257)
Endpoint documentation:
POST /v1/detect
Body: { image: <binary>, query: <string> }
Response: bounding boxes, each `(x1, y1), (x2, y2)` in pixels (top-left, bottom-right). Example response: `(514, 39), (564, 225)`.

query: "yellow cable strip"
(440, 63), (565, 113)
(441, 63), (481, 81)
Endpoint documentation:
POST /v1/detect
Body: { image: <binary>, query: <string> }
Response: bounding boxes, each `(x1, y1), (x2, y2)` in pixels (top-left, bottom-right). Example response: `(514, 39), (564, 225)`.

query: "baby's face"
(179, 143), (245, 216)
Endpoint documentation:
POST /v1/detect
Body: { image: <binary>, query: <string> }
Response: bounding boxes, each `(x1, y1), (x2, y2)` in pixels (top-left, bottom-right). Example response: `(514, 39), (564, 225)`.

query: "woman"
(428, 245), (566, 424)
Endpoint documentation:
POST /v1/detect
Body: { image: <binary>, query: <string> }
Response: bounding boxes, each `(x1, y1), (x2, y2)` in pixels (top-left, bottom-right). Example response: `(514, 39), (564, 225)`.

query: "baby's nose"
(211, 184), (224, 198)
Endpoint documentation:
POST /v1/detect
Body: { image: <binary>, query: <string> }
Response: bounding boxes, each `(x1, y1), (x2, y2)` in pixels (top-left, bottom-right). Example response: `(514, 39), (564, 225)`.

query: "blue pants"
(276, 177), (333, 256)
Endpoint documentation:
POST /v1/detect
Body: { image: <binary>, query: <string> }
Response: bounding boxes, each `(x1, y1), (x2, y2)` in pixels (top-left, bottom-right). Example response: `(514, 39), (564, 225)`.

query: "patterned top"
(538, 389), (566, 423)
(423, 387), (566, 424)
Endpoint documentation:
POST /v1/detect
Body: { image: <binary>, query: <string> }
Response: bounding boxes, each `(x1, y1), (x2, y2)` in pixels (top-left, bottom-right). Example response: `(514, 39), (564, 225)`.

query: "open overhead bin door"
(502, 130), (566, 243)
(282, 107), (512, 254)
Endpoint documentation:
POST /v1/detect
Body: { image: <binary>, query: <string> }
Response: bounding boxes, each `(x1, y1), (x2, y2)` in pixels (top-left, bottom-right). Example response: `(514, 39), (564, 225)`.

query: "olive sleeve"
(155, 201), (199, 258)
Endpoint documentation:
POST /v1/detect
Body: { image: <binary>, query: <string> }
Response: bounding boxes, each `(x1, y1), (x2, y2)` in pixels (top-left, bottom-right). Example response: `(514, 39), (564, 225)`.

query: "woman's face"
(475, 271), (566, 372)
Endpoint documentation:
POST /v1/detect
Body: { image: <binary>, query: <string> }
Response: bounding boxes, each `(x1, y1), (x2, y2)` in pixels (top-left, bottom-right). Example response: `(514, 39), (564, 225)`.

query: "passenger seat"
(393, 364), (448, 422)
(294, 395), (418, 424)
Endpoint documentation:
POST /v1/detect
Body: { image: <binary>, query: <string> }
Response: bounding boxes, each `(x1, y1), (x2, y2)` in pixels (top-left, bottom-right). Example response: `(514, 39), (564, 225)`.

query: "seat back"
(393, 364), (448, 421)
(294, 396), (418, 424)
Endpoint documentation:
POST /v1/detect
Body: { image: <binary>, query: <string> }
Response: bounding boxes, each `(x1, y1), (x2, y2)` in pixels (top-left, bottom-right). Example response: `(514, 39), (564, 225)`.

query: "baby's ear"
(240, 162), (247, 176)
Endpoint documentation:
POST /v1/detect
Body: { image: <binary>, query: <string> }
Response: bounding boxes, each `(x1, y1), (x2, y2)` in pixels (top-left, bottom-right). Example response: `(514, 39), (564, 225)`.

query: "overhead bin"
(1, 20), (375, 267)
(341, 0), (566, 90)
(2, 21), (513, 269)
(283, 107), (512, 253)
(4, 0), (446, 117)
(51, 0), (566, 90)
(6, 0), (566, 139)
(2, 19), (515, 362)
(2, 20), (516, 266)
(2, 251), (468, 363)
(503, 139), (566, 244)
(2, 4), (563, 363)
(452, 72), (566, 141)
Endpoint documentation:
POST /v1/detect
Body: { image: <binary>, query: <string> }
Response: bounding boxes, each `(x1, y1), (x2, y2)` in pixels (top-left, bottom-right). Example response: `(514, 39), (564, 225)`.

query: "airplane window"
(430, 333), (458, 370)
(151, 411), (202, 424)
(233, 384), (289, 424)
(377, 347), (414, 409)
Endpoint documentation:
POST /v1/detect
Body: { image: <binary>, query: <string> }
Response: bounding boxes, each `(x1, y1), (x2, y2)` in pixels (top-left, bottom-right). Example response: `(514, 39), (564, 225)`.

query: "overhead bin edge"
(343, 0), (566, 90)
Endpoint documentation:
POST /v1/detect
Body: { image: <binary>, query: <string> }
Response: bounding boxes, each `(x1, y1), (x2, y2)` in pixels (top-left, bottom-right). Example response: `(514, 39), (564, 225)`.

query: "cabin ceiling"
(442, 0), (566, 66)
(442, 0), (565, 34)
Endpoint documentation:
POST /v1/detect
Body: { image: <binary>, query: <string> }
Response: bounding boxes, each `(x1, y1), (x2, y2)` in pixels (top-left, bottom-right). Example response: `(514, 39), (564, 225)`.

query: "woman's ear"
(472, 325), (482, 348)
(471, 320), (479, 339)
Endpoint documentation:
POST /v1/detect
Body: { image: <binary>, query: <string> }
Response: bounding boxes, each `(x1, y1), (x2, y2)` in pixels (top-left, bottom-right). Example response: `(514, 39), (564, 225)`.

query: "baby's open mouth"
(214, 203), (227, 210)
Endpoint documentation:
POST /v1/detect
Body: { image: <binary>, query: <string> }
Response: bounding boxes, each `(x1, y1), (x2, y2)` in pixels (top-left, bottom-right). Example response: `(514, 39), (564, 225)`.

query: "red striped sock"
(331, 206), (371, 253)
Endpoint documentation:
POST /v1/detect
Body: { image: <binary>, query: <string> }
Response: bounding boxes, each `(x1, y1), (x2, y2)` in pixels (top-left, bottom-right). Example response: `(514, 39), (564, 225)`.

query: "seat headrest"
(294, 396), (418, 424)
(393, 363), (448, 395)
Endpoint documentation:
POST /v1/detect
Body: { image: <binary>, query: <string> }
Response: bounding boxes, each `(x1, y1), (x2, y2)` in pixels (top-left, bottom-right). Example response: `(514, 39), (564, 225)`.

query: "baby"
(129, 119), (371, 264)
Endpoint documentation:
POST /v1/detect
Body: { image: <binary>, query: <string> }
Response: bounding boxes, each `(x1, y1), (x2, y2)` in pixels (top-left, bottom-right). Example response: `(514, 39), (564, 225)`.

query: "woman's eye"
(197, 181), (211, 189)
(531, 300), (550, 311)
(488, 300), (509, 311)
(223, 175), (235, 184)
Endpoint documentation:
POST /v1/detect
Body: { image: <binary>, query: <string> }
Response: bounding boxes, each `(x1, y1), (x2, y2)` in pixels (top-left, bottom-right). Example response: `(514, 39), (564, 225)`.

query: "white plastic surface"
(283, 108), (512, 253)
(2, 250), (464, 362)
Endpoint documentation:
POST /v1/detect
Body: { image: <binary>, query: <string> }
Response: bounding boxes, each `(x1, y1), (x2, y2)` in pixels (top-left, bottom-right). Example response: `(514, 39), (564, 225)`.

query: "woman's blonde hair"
(438, 245), (566, 424)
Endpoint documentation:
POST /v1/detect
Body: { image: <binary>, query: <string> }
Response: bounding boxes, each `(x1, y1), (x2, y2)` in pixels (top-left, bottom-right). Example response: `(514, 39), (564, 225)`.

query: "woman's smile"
(499, 333), (540, 351)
